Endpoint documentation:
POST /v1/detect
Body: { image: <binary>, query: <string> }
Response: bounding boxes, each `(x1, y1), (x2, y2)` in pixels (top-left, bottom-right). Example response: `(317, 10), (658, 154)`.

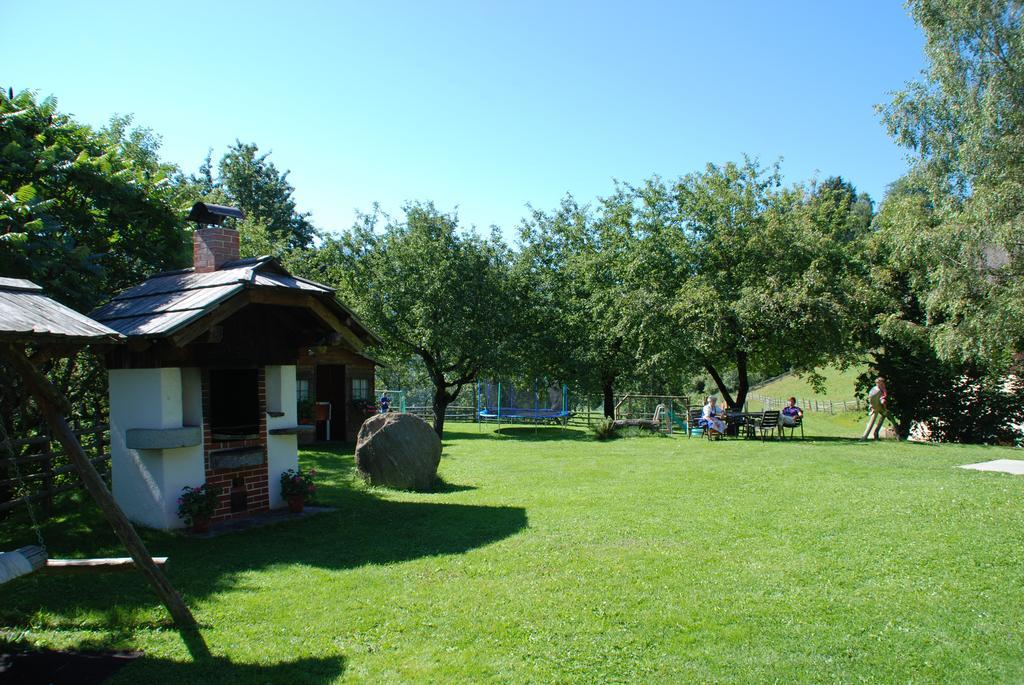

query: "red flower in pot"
(280, 468), (318, 513)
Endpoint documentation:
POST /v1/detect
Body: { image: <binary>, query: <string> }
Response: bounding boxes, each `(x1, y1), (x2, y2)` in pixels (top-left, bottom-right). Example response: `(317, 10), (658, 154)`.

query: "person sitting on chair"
(781, 397), (803, 426)
(702, 395), (727, 436)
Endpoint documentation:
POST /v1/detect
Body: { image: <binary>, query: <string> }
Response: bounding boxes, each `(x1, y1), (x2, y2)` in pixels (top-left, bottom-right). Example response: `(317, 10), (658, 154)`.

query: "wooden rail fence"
(0, 416), (110, 517)
(748, 394), (865, 414)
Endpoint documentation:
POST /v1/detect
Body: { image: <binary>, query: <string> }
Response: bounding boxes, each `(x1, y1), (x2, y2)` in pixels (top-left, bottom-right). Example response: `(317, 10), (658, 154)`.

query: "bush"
(591, 418), (618, 441)
(862, 345), (1024, 444)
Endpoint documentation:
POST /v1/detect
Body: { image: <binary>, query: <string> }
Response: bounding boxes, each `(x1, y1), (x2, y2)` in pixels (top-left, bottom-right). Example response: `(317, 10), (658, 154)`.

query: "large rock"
(355, 413), (441, 491)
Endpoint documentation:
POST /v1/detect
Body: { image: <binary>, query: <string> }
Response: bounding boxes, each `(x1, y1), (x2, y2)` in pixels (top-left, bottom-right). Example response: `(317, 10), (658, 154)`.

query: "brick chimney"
(187, 202), (244, 273)
(193, 226), (240, 273)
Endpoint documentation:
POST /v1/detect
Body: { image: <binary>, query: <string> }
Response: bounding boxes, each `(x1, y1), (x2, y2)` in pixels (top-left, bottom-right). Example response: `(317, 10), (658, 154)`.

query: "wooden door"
(315, 364), (346, 441)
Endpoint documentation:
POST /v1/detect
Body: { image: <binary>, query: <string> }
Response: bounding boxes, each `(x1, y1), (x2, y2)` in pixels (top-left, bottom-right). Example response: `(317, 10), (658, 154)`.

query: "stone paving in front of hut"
(184, 506), (336, 538)
(958, 459), (1024, 476)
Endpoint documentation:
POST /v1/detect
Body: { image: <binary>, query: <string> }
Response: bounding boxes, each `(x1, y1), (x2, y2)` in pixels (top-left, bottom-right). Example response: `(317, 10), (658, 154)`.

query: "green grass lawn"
(2, 419), (1023, 683)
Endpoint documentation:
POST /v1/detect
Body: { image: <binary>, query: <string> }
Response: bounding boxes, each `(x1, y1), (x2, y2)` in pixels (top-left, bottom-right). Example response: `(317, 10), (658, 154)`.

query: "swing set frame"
(0, 277), (205, 653)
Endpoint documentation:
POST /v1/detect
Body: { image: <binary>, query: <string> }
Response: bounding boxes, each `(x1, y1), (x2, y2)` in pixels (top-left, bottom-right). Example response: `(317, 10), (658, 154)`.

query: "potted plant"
(177, 483), (220, 533)
(297, 398), (315, 425)
(280, 467), (317, 513)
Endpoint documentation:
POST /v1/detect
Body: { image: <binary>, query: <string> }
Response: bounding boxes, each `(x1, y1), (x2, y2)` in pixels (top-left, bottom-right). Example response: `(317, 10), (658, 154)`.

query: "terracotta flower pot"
(192, 516), (212, 534)
(288, 496), (305, 513)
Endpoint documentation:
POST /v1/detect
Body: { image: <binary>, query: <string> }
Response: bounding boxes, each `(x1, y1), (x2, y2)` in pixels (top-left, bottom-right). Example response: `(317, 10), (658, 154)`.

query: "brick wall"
(201, 368), (270, 522)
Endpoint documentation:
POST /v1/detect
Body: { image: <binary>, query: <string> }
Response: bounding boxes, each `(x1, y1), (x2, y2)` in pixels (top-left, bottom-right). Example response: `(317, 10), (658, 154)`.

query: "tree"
(192, 142), (318, 250)
(878, 0), (1024, 371)
(517, 181), (688, 417)
(0, 88), (195, 504)
(670, 159), (868, 409)
(307, 202), (513, 438)
(859, 172), (1024, 443)
(809, 176), (874, 243)
(0, 90), (189, 311)
(857, 334), (1024, 444)
(0, 89), (191, 420)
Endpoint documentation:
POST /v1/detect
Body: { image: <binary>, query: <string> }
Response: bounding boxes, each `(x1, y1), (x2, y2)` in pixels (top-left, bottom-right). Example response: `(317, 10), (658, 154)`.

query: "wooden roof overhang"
(91, 257), (382, 369)
(0, 277), (124, 351)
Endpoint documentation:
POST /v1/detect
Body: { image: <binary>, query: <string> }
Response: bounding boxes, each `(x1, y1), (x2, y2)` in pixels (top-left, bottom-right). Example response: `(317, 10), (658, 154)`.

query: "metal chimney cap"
(188, 202), (244, 226)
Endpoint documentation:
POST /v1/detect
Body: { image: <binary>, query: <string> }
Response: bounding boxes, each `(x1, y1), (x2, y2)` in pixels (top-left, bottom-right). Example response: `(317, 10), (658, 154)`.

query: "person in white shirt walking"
(861, 376), (897, 440)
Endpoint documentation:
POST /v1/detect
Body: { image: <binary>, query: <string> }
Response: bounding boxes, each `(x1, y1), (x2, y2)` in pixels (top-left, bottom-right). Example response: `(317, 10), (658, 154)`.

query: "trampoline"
(477, 381), (572, 427)
(478, 407), (572, 423)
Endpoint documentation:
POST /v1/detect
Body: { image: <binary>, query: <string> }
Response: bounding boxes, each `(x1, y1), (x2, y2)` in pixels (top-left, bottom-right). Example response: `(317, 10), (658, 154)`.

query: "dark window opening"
(209, 369), (259, 439)
(230, 477), (248, 513)
(296, 376), (311, 401)
(352, 377), (369, 400)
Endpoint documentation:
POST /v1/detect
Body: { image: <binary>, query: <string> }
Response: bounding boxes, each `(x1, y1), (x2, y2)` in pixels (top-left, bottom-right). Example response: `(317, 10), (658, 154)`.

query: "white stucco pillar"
(109, 367), (205, 530)
(265, 364), (299, 509)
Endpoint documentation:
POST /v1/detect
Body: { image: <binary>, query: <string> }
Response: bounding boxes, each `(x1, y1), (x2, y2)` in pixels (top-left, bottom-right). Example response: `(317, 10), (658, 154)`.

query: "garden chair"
(686, 409), (706, 438)
(741, 414), (759, 439)
(315, 401), (332, 440)
(783, 414), (804, 439)
(756, 410), (781, 440)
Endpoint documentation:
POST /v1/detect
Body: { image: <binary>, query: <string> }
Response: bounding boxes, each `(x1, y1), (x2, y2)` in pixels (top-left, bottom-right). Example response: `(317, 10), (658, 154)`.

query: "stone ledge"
(268, 425), (316, 436)
(126, 426), (202, 450)
(210, 447), (265, 470)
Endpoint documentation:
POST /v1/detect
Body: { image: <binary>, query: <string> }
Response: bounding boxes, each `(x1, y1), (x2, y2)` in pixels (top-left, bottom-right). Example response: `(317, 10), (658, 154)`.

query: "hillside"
(745, 363), (868, 411)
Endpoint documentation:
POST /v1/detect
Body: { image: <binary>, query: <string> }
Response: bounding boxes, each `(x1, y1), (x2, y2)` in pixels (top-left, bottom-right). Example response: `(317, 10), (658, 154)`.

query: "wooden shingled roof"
(91, 256), (381, 347)
(0, 277), (125, 345)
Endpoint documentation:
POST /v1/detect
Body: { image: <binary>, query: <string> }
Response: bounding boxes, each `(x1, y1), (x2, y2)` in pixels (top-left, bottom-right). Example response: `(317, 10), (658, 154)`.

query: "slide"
(666, 407), (690, 433)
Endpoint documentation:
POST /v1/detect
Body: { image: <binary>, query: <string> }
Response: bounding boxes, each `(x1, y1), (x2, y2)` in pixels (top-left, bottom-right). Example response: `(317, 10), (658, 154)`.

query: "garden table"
(725, 412), (763, 439)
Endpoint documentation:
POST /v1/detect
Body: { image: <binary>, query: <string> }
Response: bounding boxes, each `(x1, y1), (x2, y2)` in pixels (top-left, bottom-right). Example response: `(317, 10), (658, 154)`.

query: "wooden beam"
(28, 344), (79, 367)
(0, 343), (203, 640)
(170, 291), (253, 348)
(248, 290), (365, 352)
(45, 556), (168, 572)
(305, 298), (365, 351)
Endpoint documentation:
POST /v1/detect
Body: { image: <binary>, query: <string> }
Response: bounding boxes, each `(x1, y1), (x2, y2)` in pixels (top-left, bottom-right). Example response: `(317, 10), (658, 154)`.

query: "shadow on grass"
(108, 654), (346, 685)
(788, 436), (922, 445)
(0, 635), (340, 685)
(443, 425), (592, 443)
(0, 647), (345, 685)
(432, 478), (477, 493)
(0, 448), (527, 631)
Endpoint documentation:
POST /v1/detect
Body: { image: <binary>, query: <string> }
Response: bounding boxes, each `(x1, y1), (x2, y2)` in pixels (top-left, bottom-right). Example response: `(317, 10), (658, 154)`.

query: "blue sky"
(2, 1), (925, 239)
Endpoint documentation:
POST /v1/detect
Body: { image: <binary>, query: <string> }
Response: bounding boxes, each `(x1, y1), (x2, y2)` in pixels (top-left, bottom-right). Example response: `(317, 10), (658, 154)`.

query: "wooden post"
(1, 344), (202, 639)
(41, 436), (54, 517)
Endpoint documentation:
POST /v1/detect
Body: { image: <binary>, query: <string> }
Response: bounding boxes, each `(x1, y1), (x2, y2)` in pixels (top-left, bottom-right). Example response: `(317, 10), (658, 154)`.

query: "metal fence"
(406, 404), (618, 427)
(405, 405), (478, 422)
